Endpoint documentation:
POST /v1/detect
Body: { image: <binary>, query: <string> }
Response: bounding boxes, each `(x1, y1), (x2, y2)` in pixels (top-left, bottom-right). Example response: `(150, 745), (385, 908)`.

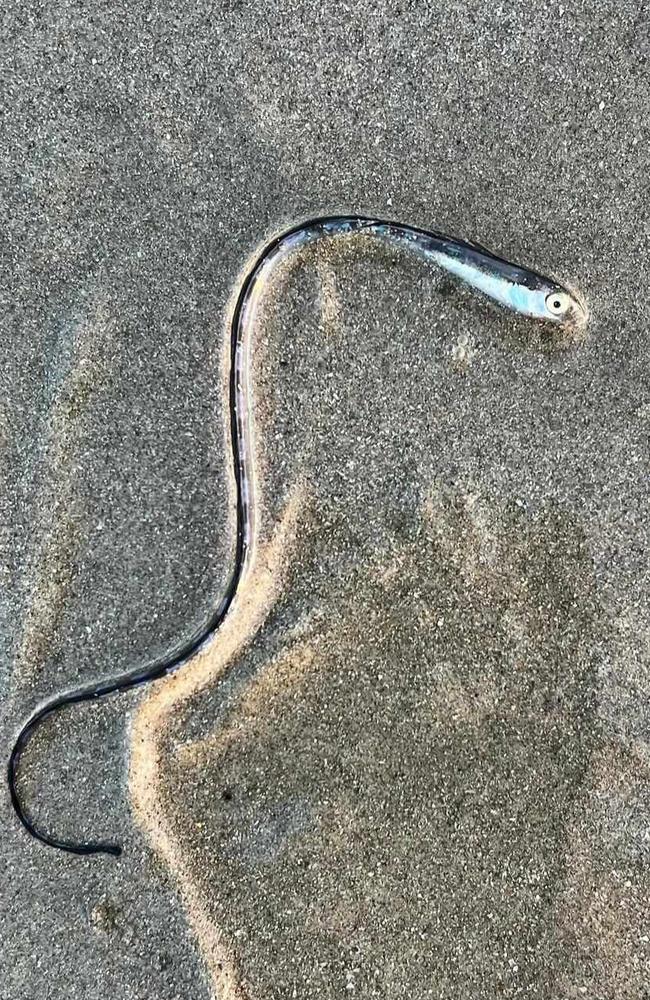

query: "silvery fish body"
(318, 217), (585, 324)
(8, 213), (586, 858)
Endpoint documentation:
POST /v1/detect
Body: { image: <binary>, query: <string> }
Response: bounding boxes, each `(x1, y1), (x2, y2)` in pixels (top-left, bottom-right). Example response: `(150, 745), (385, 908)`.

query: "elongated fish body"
(240, 217), (584, 333)
(8, 214), (586, 858)
(380, 226), (563, 320)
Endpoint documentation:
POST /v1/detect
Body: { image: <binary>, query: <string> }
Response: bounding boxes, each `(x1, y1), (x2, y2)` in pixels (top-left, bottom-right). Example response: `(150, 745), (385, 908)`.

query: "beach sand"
(2, 3), (649, 998)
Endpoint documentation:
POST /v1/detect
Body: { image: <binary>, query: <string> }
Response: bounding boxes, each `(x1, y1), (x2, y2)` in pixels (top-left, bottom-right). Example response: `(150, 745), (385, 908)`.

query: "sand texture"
(1, 3), (649, 999)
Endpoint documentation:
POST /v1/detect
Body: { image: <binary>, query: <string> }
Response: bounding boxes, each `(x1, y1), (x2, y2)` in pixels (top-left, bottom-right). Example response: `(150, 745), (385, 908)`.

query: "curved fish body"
(8, 214), (586, 858)
(243, 216), (585, 328)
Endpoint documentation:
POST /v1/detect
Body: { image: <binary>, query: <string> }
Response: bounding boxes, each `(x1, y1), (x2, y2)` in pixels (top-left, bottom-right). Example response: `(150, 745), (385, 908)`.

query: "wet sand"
(2, 3), (650, 999)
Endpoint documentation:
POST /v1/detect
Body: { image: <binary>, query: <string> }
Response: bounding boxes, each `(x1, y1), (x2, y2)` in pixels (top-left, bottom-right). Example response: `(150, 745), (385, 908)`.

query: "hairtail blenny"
(8, 215), (586, 858)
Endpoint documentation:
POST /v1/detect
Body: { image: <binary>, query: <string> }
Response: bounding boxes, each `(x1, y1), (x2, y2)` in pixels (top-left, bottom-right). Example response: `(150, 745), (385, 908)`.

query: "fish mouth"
(567, 289), (589, 328)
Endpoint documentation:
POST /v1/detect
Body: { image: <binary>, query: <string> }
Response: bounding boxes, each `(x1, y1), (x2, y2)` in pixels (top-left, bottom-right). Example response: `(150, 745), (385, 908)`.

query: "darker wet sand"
(2, 3), (650, 999)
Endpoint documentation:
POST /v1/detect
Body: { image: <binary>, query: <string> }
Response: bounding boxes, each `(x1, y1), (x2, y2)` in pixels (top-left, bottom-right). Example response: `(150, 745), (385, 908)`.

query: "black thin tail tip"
(97, 843), (122, 858)
(70, 840), (123, 858)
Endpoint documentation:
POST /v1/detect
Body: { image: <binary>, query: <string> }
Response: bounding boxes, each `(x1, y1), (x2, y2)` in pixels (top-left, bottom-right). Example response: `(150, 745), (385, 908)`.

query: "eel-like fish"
(8, 215), (587, 857)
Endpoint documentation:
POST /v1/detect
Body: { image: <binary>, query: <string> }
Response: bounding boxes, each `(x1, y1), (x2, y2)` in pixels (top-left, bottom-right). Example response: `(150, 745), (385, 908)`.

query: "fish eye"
(545, 291), (571, 316)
